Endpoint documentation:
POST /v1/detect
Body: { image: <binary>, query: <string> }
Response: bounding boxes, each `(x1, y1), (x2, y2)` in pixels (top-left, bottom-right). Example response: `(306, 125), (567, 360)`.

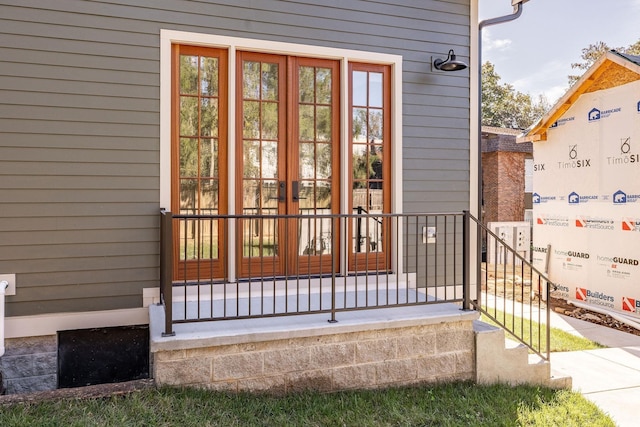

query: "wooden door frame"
(171, 44), (228, 281)
(235, 53), (341, 278)
(348, 62), (392, 272)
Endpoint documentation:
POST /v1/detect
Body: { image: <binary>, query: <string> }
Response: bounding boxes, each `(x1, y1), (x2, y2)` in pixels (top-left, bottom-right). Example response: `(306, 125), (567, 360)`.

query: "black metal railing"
(159, 209), (555, 360)
(468, 213), (556, 360)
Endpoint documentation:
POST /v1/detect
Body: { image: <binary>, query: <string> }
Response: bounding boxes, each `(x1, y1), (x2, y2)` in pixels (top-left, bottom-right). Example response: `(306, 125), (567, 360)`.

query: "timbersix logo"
(558, 145), (591, 169)
(568, 191), (598, 204)
(575, 287), (614, 309)
(607, 137), (639, 166)
(622, 297), (640, 314)
(588, 106), (622, 122)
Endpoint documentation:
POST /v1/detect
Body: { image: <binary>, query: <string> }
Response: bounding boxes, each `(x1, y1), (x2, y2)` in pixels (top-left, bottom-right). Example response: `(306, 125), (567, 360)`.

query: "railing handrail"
(170, 211), (465, 220)
(467, 213), (556, 290)
(466, 212), (553, 361)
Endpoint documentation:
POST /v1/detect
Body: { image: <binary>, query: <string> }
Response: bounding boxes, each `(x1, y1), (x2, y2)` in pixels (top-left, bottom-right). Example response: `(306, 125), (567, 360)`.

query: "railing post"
(462, 210), (470, 310)
(160, 210), (175, 337)
(546, 278), (551, 361)
(356, 206), (363, 253)
(328, 215), (338, 323)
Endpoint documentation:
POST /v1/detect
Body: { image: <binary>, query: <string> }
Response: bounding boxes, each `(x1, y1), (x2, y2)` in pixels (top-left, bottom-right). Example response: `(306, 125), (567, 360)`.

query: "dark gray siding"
(0, 0), (470, 316)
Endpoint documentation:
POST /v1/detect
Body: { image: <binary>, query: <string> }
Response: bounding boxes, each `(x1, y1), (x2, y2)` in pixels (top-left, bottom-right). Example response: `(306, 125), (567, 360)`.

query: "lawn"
(481, 309), (606, 353)
(0, 383), (614, 426)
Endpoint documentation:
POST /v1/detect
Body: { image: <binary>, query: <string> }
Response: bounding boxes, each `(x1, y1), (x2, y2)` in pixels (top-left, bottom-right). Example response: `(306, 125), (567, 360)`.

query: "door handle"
(278, 181), (286, 202)
(292, 181), (308, 202)
(292, 181), (299, 201)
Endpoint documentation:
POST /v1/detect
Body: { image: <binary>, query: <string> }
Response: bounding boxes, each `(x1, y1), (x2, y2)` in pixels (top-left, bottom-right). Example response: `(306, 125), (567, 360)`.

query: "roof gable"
(519, 50), (640, 142)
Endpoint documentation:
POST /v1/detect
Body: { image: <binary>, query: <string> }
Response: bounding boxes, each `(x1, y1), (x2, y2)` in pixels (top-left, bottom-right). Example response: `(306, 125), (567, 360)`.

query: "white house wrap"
(520, 51), (640, 319)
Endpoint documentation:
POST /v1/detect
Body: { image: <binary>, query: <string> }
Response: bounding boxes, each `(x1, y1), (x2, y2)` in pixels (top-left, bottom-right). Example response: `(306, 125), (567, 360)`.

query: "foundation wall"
(152, 320), (475, 393)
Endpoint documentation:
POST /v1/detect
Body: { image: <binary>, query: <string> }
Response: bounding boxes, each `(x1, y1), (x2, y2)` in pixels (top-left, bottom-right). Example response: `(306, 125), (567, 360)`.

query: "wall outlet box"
(0, 274), (16, 296)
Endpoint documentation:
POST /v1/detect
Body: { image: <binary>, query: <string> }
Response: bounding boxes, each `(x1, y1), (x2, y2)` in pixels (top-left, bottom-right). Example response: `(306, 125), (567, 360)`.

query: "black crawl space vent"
(58, 325), (149, 388)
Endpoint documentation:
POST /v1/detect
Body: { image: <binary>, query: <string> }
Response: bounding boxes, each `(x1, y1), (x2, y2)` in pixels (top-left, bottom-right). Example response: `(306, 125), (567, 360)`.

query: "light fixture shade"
(433, 49), (468, 72)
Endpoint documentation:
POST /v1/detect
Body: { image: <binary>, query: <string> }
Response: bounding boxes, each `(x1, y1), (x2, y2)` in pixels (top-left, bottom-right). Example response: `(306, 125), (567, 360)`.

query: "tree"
(481, 62), (549, 129)
(568, 39), (640, 86)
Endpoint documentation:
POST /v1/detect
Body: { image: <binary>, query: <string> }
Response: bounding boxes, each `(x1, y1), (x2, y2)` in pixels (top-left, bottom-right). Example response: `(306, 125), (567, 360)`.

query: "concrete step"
(474, 320), (572, 389)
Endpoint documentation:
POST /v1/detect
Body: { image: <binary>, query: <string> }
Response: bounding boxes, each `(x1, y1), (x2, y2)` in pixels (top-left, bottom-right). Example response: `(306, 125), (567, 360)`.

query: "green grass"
(0, 383), (614, 427)
(481, 309), (606, 353)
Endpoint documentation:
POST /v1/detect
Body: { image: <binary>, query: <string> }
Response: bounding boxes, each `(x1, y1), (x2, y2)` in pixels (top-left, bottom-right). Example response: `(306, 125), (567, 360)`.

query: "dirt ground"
(482, 263), (640, 337)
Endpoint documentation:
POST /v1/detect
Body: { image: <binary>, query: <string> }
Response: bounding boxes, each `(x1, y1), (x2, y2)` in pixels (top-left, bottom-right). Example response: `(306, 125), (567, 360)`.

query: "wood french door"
(348, 63), (391, 271)
(236, 52), (340, 278)
(171, 45), (228, 280)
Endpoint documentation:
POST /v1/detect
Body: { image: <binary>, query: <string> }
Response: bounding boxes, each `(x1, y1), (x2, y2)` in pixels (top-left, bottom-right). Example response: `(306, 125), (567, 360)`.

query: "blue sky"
(479, 0), (640, 104)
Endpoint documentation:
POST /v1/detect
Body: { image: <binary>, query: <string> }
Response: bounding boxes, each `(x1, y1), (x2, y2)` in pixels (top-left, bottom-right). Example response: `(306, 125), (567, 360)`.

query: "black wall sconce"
(432, 49), (468, 72)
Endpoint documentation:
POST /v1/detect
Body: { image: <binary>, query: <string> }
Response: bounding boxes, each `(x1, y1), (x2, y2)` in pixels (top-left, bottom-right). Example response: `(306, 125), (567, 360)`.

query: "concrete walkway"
(548, 310), (640, 427)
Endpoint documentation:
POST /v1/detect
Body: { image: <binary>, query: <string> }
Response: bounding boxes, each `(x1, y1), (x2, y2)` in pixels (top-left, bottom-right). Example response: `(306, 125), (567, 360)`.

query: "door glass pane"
(261, 102), (278, 140)
(298, 181), (315, 210)
(243, 217), (278, 257)
(316, 68), (332, 104)
(261, 62), (279, 101)
(242, 180), (278, 257)
(299, 142), (315, 179)
(299, 217), (332, 256)
(352, 214), (383, 253)
(200, 179), (219, 211)
(368, 109), (383, 143)
(352, 144), (368, 184)
(179, 178), (197, 213)
(352, 108), (368, 142)
(180, 138), (198, 177)
(243, 101), (260, 139)
(200, 139), (217, 178)
(242, 179), (260, 213)
(316, 182), (331, 209)
(299, 104), (314, 141)
(179, 55), (198, 95)
(316, 105), (331, 141)
(243, 61), (260, 100)
(299, 66), (314, 103)
(261, 180), (278, 212)
(261, 141), (278, 179)
(352, 71), (367, 106)
(180, 97), (198, 136)
(369, 72), (383, 108)
(200, 98), (218, 137)
(243, 140), (260, 179)
(200, 57), (219, 96)
(316, 143), (331, 180)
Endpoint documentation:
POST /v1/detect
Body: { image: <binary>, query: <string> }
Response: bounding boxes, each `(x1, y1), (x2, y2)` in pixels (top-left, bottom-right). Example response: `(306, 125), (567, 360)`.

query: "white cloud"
(543, 85), (569, 106)
(511, 60), (570, 100)
(482, 29), (512, 52)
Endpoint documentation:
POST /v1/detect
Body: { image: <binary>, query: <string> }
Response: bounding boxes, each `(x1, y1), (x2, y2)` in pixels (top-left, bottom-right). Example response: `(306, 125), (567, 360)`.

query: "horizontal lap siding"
(0, 0), (470, 316)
